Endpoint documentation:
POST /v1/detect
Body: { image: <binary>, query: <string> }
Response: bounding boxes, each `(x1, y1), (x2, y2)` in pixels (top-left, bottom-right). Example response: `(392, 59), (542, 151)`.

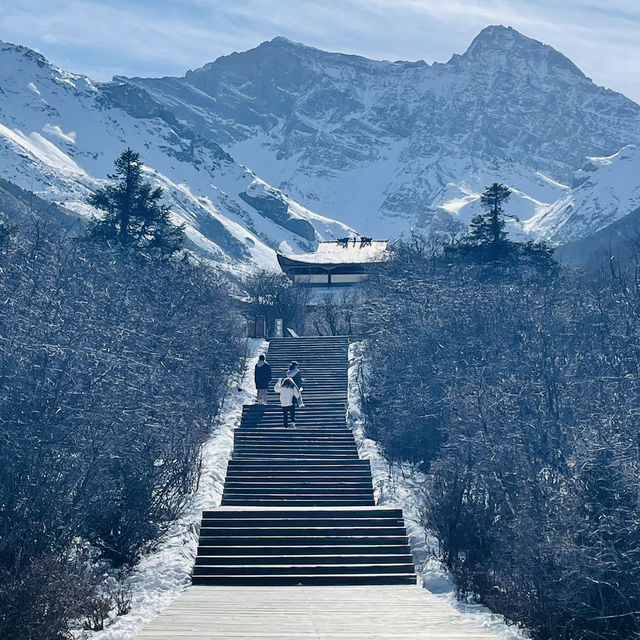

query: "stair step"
(229, 458), (370, 468)
(225, 471), (372, 477)
(227, 466), (371, 471)
(197, 536), (408, 546)
(233, 444), (357, 448)
(202, 508), (401, 518)
(233, 443), (357, 448)
(232, 447), (358, 452)
(194, 554), (415, 565)
(220, 499), (375, 506)
(235, 434), (355, 439)
(197, 545), (412, 556)
(235, 431), (351, 435)
(222, 481), (373, 487)
(225, 475), (371, 480)
(224, 482), (373, 488)
(223, 481), (373, 488)
(234, 441), (356, 445)
(235, 434), (354, 439)
(200, 518), (402, 527)
(192, 563), (416, 576)
(238, 424), (348, 429)
(232, 453), (360, 456)
(233, 450), (359, 455)
(191, 574), (416, 586)
(221, 492), (374, 499)
(199, 527), (405, 536)
(227, 464), (368, 469)
(225, 470), (371, 476)
(225, 481), (373, 486)
(233, 451), (356, 462)
(227, 467), (370, 472)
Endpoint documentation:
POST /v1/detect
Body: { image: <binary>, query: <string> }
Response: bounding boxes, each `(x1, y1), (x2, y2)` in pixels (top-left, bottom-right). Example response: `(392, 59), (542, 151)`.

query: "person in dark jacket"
(254, 354), (271, 405)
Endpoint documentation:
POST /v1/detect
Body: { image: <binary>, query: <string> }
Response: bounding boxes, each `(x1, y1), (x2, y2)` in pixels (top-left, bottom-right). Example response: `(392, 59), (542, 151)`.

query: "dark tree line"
(0, 152), (242, 639)
(356, 232), (640, 639)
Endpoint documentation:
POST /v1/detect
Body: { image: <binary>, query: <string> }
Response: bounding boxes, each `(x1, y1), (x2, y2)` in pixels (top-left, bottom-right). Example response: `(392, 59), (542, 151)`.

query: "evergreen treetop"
(86, 148), (185, 255)
(468, 182), (511, 249)
(444, 181), (555, 272)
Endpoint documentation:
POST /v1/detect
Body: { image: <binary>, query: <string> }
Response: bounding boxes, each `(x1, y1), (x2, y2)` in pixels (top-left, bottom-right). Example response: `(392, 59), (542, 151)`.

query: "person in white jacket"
(273, 377), (301, 428)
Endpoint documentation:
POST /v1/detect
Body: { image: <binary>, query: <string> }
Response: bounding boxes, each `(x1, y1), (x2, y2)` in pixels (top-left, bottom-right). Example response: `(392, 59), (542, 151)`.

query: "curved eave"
(277, 253), (372, 273)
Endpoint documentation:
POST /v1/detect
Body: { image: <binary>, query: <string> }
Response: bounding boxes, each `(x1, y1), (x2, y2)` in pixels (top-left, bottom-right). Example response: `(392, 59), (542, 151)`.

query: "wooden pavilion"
(277, 237), (388, 287)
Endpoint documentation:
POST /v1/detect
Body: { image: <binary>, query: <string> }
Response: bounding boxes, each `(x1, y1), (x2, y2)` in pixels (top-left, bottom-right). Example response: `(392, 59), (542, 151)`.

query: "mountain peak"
(469, 25), (524, 47)
(0, 40), (49, 69)
(461, 25), (585, 77)
(268, 36), (307, 48)
(0, 39), (93, 93)
(192, 36), (319, 76)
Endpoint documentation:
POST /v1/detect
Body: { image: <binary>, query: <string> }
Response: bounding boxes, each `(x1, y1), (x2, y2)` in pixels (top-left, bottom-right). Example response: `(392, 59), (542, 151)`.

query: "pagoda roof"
(279, 240), (389, 266)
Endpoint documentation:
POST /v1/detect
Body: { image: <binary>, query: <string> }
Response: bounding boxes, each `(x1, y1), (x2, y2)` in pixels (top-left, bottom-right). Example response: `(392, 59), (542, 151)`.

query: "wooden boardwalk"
(138, 585), (504, 639)
(193, 337), (415, 586)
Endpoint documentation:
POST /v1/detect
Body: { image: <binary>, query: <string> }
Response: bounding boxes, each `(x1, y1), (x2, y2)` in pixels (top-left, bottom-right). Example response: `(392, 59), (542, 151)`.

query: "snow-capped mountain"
(3, 27), (640, 257)
(122, 25), (640, 241)
(0, 42), (354, 270)
(557, 203), (640, 266)
(527, 145), (640, 243)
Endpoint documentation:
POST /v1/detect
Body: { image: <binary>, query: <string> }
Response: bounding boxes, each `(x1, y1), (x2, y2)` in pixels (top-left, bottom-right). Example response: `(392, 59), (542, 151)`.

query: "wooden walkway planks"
(137, 585), (505, 639)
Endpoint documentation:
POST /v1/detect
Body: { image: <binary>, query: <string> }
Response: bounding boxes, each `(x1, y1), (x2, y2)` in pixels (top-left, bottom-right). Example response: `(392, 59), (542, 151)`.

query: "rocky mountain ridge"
(123, 25), (640, 242)
(0, 41), (353, 270)
(1, 27), (640, 261)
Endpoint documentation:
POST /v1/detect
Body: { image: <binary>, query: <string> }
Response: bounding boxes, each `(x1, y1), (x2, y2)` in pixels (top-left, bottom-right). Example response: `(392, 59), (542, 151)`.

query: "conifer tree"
(87, 148), (185, 255)
(467, 182), (511, 250)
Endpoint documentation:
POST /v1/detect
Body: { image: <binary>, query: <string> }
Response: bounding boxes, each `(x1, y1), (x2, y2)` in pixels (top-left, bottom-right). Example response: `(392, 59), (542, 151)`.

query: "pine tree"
(467, 182), (511, 250)
(87, 149), (185, 255)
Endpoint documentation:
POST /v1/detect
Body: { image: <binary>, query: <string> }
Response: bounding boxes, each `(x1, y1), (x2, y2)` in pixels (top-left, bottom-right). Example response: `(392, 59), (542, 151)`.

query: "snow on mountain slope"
(124, 26), (640, 241)
(527, 145), (640, 243)
(0, 42), (354, 270)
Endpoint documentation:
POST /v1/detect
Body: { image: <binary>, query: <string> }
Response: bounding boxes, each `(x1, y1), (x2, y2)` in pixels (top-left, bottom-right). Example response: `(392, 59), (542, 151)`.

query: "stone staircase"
(192, 336), (417, 586)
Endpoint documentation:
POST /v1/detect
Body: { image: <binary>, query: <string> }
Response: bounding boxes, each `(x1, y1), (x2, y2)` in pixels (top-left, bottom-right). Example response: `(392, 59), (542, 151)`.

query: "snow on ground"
(84, 338), (268, 640)
(347, 341), (528, 640)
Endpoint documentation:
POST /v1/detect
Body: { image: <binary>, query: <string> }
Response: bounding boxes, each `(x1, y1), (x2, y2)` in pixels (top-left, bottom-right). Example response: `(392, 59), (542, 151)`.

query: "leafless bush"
(308, 290), (357, 336)
(0, 555), (96, 640)
(114, 585), (133, 616)
(357, 238), (640, 640)
(82, 596), (114, 632)
(243, 270), (309, 335)
(0, 220), (243, 639)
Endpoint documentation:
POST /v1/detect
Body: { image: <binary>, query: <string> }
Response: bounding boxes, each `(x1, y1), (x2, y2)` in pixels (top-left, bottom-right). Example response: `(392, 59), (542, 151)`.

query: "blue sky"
(2, 0), (640, 102)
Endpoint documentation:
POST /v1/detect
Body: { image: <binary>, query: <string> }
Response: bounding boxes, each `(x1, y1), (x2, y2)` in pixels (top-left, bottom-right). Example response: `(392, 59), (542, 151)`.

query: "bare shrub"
(0, 220), (244, 639)
(357, 237), (640, 640)
(244, 270), (309, 335)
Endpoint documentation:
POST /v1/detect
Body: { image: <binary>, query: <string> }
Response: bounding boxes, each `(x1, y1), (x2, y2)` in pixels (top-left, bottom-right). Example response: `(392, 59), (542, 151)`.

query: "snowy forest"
(0, 154), (245, 639)
(2, 164), (640, 640)
(357, 231), (640, 639)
